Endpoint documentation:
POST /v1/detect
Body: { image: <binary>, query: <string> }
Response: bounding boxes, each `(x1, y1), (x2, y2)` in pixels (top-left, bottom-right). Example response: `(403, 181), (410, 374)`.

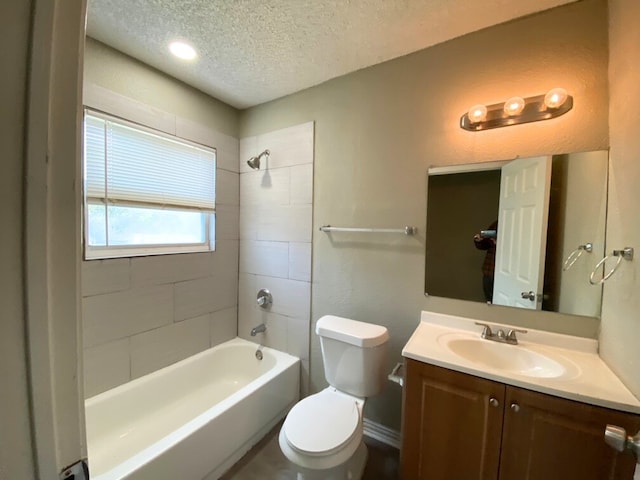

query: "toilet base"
(291, 441), (368, 480)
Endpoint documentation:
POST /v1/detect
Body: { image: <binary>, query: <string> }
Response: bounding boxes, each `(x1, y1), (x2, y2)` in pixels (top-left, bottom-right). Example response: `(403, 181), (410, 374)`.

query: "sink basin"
(439, 335), (568, 379)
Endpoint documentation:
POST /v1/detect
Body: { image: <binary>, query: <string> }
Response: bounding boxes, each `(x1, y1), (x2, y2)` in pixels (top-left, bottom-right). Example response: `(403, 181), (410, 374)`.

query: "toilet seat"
(283, 389), (361, 457)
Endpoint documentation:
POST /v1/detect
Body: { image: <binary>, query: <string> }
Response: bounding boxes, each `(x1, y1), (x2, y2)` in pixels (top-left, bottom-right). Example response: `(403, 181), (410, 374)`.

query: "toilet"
(279, 315), (389, 479)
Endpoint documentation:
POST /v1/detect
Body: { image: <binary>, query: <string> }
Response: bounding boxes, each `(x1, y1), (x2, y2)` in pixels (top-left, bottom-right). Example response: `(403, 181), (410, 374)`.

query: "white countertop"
(402, 311), (640, 414)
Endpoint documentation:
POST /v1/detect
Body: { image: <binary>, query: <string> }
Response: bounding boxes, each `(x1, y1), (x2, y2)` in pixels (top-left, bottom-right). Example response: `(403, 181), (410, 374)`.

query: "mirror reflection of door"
(424, 150), (607, 318)
(493, 156), (552, 309)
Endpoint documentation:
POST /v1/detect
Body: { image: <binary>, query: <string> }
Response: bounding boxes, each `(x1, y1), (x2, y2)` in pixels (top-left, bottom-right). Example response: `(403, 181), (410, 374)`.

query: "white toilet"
(279, 315), (389, 479)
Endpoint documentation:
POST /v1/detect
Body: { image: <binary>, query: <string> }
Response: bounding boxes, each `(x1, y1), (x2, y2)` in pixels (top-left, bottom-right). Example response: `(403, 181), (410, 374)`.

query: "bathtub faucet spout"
(250, 324), (266, 336)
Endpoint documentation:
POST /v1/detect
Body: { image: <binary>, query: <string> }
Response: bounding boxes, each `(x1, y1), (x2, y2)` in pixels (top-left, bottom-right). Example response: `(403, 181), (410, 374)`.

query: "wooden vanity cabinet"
(401, 359), (505, 479)
(499, 386), (640, 480)
(401, 359), (640, 480)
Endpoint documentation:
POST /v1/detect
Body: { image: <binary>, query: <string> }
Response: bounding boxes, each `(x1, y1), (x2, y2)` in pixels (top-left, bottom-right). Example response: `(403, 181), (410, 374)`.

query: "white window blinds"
(84, 111), (216, 211)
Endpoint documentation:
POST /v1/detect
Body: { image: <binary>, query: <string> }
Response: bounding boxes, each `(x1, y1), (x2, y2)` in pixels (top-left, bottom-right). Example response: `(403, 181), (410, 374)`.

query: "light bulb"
(467, 104), (488, 123)
(503, 97), (525, 116)
(544, 88), (568, 109)
(169, 41), (197, 60)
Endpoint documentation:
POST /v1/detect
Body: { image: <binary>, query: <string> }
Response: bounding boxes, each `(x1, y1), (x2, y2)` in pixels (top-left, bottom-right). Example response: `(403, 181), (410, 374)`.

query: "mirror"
(425, 150), (608, 318)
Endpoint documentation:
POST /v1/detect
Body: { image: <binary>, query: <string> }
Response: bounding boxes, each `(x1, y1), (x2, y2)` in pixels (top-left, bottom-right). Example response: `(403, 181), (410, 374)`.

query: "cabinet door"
(499, 386), (640, 480)
(401, 360), (505, 480)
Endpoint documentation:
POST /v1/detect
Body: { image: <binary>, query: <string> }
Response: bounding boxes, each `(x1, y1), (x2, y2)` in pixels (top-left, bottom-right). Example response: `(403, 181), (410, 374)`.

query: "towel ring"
(562, 243), (593, 271)
(589, 247), (634, 285)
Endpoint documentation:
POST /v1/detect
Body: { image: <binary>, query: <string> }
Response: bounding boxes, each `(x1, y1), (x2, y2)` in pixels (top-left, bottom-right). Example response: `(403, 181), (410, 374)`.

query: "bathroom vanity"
(400, 312), (640, 480)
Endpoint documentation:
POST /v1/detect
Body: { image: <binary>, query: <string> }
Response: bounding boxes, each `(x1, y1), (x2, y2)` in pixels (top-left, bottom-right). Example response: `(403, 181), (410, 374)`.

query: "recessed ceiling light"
(169, 41), (196, 60)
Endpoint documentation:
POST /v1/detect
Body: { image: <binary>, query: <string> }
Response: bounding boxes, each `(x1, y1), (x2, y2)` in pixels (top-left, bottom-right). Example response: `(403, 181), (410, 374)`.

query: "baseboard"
(362, 418), (401, 449)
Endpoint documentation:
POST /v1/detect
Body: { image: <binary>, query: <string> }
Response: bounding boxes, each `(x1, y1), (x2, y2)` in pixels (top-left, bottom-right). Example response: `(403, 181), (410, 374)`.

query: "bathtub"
(85, 338), (300, 480)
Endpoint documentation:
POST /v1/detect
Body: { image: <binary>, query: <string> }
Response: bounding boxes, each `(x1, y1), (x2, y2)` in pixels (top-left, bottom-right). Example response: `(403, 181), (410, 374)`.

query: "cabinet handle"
(510, 403), (520, 413)
(489, 397), (499, 407)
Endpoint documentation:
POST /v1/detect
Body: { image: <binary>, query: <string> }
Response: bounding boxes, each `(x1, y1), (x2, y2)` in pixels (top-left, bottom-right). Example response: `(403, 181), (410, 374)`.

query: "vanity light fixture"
(460, 87), (573, 131)
(503, 96), (525, 116)
(467, 104), (488, 123)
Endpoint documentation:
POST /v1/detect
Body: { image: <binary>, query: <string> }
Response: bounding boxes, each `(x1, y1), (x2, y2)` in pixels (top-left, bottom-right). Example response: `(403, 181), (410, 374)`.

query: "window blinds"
(84, 111), (216, 211)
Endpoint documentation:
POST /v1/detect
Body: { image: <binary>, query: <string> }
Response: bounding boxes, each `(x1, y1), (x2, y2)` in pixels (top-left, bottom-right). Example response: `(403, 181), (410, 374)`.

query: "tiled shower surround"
(82, 115), (314, 399)
(81, 92), (241, 397)
(238, 122), (314, 395)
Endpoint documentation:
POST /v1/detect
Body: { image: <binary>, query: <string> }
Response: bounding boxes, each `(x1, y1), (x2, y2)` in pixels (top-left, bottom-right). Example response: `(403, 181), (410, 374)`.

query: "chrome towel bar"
(319, 225), (417, 235)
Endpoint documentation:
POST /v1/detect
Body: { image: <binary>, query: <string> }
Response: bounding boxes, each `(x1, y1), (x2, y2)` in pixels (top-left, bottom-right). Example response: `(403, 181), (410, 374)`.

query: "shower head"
(247, 149), (270, 170)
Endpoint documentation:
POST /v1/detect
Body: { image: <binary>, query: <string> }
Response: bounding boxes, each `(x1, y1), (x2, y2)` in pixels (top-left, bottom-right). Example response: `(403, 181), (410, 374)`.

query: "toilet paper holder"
(388, 362), (404, 387)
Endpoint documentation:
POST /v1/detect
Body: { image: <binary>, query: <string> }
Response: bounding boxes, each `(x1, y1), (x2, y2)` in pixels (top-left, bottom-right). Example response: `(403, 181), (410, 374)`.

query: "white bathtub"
(85, 338), (300, 480)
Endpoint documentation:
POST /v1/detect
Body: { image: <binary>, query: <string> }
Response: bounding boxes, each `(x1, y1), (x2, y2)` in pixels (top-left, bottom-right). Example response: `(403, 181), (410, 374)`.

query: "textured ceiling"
(87, 0), (578, 109)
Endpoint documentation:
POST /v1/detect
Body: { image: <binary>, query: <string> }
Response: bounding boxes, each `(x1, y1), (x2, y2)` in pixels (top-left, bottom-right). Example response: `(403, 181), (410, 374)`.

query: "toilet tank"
(316, 315), (389, 398)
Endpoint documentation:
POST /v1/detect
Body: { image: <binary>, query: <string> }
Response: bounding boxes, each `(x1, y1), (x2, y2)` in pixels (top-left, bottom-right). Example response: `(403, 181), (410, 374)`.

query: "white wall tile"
(287, 316), (310, 360)
(210, 240), (239, 308)
(130, 314), (211, 379)
(83, 285), (173, 347)
(239, 240), (289, 278)
(82, 258), (130, 297)
(300, 358), (311, 398)
(240, 122), (314, 172)
(252, 275), (311, 320)
(84, 83), (175, 135)
(83, 338), (130, 398)
(130, 252), (212, 287)
(239, 206), (259, 241)
(257, 205), (312, 242)
(240, 168), (290, 206)
(210, 307), (237, 346)
(215, 205), (239, 241)
(174, 276), (218, 321)
(239, 135), (258, 173)
(217, 170), (239, 206)
(238, 273), (257, 340)
(213, 132), (240, 174)
(290, 164), (313, 205)
(258, 311), (288, 352)
(289, 242), (312, 282)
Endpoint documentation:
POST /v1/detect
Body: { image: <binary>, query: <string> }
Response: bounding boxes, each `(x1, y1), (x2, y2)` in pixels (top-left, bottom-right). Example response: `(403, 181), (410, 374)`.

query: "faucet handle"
(506, 328), (527, 343)
(256, 288), (272, 308)
(474, 322), (493, 338)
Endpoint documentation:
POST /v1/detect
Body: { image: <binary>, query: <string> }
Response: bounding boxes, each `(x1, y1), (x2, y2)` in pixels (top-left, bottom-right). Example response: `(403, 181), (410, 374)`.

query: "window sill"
(84, 243), (214, 260)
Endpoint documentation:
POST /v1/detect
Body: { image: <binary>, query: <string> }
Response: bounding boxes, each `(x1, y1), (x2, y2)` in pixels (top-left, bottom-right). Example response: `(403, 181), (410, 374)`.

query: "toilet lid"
(283, 391), (360, 456)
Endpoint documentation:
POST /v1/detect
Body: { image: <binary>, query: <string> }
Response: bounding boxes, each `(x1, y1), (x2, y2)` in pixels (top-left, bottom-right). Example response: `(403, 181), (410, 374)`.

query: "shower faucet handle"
(256, 288), (272, 308)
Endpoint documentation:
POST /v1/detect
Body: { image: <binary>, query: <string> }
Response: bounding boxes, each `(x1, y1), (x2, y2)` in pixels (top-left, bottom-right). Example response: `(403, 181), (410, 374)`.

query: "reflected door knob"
(520, 291), (536, 301)
(604, 425), (640, 461)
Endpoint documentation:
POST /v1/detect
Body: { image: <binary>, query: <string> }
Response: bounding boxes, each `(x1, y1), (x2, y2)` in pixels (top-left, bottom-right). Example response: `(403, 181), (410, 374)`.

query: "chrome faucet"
(475, 322), (527, 345)
(256, 289), (272, 308)
(250, 324), (266, 336)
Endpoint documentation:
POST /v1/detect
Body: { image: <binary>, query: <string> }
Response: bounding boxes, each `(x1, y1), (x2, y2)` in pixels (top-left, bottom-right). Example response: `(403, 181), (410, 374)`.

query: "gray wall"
(426, 170), (500, 303)
(84, 38), (238, 137)
(81, 39), (241, 397)
(0, 1), (36, 477)
(600, 0), (640, 402)
(239, 0), (609, 430)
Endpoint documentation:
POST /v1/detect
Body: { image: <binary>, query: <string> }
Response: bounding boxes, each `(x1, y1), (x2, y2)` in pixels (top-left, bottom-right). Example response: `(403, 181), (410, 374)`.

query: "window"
(83, 109), (216, 259)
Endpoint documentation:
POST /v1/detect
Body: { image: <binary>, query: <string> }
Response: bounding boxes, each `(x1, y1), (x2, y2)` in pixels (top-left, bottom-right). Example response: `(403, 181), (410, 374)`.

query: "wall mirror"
(424, 150), (608, 318)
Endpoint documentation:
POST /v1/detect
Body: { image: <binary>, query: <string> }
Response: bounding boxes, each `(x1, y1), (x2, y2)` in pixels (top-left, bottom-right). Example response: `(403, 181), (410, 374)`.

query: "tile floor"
(220, 422), (400, 479)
